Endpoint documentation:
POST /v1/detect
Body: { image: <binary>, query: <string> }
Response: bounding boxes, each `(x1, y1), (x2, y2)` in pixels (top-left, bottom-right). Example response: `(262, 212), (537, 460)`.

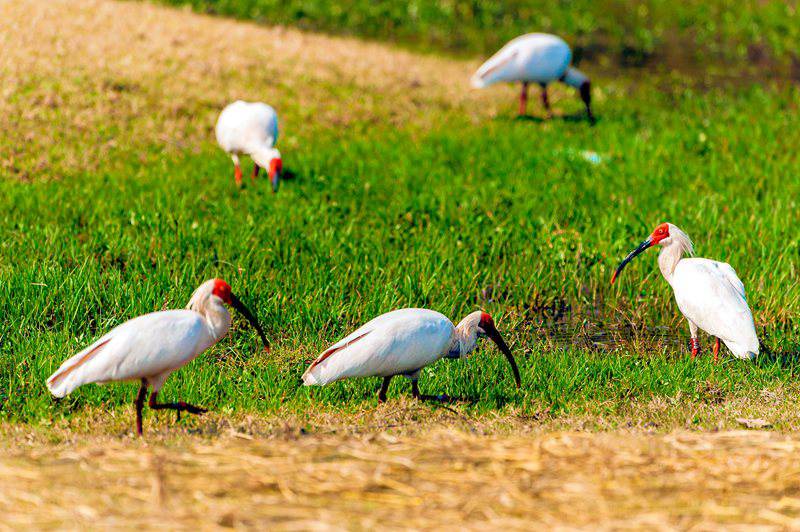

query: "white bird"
(46, 279), (268, 435)
(611, 223), (759, 361)
(215, 100), (282, 191)
(302, 308), (521, 401)
(471, 33), (593, 121)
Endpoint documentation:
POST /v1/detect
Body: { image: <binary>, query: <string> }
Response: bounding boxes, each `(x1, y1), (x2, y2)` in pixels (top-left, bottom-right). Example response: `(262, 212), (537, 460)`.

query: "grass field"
(2, 0), (800, 438)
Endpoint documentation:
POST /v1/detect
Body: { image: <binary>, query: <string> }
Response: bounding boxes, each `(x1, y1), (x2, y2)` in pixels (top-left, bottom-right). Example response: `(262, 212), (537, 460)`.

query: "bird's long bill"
(610, 237), (653, 284)
(269, 170), (280, 193)
(484, 324), (521, 388)
(229, 293), (270, 351)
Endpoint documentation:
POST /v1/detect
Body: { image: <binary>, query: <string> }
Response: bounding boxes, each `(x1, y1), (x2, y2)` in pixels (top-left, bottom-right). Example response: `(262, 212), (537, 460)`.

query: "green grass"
(2, 72), (800, 430)
(159, 0), (800, 71)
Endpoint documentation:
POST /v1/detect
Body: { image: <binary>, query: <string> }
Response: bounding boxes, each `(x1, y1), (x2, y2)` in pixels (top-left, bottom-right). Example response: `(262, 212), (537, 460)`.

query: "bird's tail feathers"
(46, 338), (111, 397)
(301, 369), (320, 386)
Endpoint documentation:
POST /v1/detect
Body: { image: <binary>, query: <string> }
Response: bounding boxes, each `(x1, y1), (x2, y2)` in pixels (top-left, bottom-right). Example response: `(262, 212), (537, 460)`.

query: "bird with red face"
(46, 279), (268, 435)
(302, 308), (521, 401)
(215, 100), (282, 191)
(611, 223), (759, 361)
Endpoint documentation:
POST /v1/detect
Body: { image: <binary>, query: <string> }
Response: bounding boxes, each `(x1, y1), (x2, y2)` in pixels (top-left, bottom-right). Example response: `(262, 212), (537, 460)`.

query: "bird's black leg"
(540, 83), (551, 117)
(411, 380), (421, 399)
(378, 376), (393, 403)
(519, 81), (529, 116)
(411, 380), (450, 402)
(252, 163), (260, 182)
(135, 379), (148, 437)
(148, 391), (207, 423)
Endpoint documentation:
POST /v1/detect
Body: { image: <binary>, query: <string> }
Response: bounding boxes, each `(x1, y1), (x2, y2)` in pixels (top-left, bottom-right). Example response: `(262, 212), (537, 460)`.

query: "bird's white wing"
(47, 310), (209, 397)
(251, 102), (279, 147)
(471, 42), (522, 88)
(471, 33), (571, 87)
(215, 101), (279, 154)
(672, 258), (758, 358)
(715, 261), (747, 301)
(302, 309), (453, 385)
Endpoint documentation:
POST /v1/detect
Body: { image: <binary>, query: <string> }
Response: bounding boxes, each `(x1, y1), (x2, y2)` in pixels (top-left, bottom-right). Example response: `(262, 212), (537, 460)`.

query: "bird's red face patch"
(212, 279), (232, 304)
(650, 223), (670, 245)
(269, 158), (282, 177)
(479, 312), (493, 330)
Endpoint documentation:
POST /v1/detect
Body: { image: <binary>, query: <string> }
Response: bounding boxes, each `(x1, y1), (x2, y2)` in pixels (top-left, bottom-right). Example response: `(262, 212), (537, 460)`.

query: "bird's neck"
(562, 67), (588, 89)
(202, 304), (233, 342)
(447, 322), (479, 359)
(658, 243), (684, 281)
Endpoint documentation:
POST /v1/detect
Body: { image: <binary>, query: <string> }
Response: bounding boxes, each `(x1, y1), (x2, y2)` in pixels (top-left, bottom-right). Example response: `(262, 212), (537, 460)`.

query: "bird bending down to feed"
(611, 223), (758, 361)
(46, 279), (269, 436)
(471, 33), (593, 121)
(215, 100), (282, 191)
(302, 309), (521, 401)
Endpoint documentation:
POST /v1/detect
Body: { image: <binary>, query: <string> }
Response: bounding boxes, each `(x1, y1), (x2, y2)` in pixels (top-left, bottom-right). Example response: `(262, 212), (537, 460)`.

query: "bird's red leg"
(148, 392), (208, 425)
(252, 163), (260, 183)
(690, 338), (700, 360)
(713, 338), (720, 363)
(234, 164), (243, 186)
(540, 83), (551, 117)
(135, 379), (147, 437)
(519, 82), (529, 116)
(378, 376), (393, 403)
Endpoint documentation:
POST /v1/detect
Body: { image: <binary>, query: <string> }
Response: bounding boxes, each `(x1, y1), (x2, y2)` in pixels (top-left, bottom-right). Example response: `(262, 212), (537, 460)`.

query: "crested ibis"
(46, 279), (268, 435)
(302, 309), (521, 401)
(471, 33), (593, 121)
(215, 100), (282, 191)
(611, 223), (759, 361)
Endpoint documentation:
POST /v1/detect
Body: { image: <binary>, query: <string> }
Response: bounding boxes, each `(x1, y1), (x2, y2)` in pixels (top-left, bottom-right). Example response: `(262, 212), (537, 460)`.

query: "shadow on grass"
(512, 111), (597, 124)
(757, 348), (800, 370)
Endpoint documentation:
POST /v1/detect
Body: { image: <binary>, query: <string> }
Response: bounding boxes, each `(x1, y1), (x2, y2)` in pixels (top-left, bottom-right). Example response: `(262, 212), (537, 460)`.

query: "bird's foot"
(416, 393), (451, 403)
(174, 402), (208, 421)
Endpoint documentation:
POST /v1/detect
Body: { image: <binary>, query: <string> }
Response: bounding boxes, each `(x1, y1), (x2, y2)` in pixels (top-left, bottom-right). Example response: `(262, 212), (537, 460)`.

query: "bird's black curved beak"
(611, 237), (653, 284)
(230, 293), (270, 352)
(483, 323), (521, 388)
(580, 80), (595, 124)
(270, 170), (280, 193)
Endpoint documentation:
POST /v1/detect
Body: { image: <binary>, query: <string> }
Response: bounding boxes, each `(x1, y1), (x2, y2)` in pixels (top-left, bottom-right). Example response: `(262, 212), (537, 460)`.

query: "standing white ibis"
(611, 223), (759, 361)
(46, 279), (268, 435)
(302, 309), (521, 401)
(471, 33), (593, 121)
(215, 100), (282, 191)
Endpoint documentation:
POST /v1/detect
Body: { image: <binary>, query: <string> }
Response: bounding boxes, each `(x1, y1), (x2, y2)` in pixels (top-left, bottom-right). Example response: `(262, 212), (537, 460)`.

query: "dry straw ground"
(4, 427), (800, 529)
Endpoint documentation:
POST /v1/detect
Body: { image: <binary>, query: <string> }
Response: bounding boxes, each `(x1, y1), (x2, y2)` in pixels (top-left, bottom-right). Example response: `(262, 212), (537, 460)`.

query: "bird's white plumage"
(47, 310), (215, 398)
(215, 100), (280, 168)
(640, 223), (760, 360)
(472, 33), (572, 88)
(302, 309), (455, 385)
(46, 279), (234, 398)
(670, 258), (758, 359)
